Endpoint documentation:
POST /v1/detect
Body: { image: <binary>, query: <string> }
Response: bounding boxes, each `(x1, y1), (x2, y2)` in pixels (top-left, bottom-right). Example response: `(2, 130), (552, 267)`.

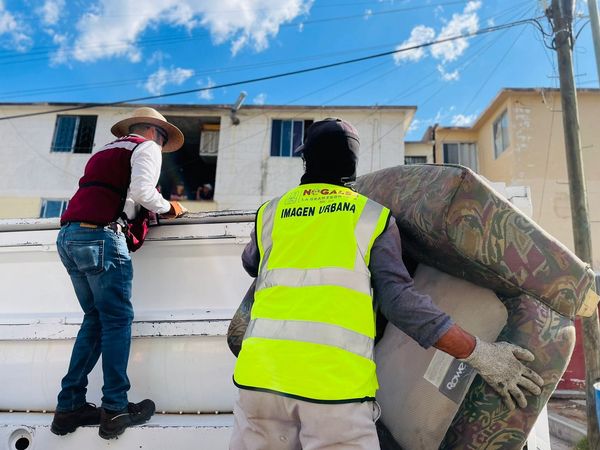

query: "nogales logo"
(303, 188), (355, 197)
(446, 362), (468, 390)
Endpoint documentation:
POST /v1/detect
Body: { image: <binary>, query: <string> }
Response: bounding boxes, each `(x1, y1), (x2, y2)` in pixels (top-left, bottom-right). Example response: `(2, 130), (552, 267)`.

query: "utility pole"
(548, 0), (600, 447)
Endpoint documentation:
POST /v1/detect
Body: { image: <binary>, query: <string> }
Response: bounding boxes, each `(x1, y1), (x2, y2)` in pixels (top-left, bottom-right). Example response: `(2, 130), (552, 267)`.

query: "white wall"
(0, 105), (138, 199)
(0, 104), (413, 212)
(214, 108), (412, 210)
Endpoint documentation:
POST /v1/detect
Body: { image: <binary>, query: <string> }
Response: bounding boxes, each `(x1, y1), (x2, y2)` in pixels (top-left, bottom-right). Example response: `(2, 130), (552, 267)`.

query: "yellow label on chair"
(577, 288), (600, 318)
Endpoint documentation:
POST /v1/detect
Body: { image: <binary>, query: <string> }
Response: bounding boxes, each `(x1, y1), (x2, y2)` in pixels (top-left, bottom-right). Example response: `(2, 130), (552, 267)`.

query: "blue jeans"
(55, 223), (133, 412)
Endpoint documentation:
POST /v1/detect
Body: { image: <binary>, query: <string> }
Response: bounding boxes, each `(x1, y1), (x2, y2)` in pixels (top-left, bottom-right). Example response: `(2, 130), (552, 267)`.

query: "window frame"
(270, 119), (313, 157)
(493, 109), (510, 159)
(50, 114), (97, 154)
(404, 156), (428, 165)
(199, 129), (220, 156)
(442, 142), (479, 172)
(40, 199), (69, 218)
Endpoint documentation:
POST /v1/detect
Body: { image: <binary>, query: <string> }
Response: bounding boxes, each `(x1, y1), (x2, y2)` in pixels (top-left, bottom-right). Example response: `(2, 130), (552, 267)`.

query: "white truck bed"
(0, 213), (253, 450)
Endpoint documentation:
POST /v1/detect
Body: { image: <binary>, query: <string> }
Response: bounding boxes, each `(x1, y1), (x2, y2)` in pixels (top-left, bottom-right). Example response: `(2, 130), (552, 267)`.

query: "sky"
(0, 0), (597, 139)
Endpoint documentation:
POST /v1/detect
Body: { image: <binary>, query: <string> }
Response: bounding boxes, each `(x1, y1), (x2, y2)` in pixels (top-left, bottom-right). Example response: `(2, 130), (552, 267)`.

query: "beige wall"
(405, 142), (434, 163)
(0, 197), (218, 219)
(431, 129), (477, 166)
(477, 98), (514, 179)
(0, 197), (41, 219)
(435, 89), (600, 269)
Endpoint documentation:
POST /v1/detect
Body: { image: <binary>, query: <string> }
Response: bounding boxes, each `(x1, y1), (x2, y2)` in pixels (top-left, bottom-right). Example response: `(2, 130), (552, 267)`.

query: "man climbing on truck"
(50, 107), (187, 440)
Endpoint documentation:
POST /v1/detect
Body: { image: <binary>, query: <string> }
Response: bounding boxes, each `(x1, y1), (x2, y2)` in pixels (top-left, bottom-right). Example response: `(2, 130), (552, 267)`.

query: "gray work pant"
(230, 389), (381, 450)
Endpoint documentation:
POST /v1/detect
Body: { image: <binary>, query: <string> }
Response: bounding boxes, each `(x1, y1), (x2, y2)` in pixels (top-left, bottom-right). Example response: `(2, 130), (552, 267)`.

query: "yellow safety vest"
(234, 183), (390, 402)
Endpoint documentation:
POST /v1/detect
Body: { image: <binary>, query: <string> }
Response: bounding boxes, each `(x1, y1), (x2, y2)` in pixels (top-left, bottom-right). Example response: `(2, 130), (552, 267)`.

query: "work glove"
(460, 337), (544, 411)
(161, 201), (188, 219)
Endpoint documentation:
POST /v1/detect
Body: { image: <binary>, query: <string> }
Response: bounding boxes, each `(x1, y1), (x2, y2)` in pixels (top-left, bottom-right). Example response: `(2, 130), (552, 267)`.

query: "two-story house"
(0, 103), (416, 218)
(408, 88), (600, 272)
(408, 87), (600, 391)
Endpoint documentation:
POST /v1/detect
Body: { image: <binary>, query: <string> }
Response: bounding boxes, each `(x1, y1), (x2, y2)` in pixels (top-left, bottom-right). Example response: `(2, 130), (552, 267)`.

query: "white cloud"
(437, 64), (460, 81)
(393, 25), (435, 64)
(464, 0), (481, 13)
(49, 32), (69, 65)
(38, 0), (65, 26)
(431, 1), (481, 63)
(144, 66), (194, 95)
(364, 9), (373, 20)
(253, 92), (267, 105)
(64, 0), (313, 63)
(148, 51), (169, 66)
(197, 77), (216, 100)
(0, 1), (32, 51)
(451, 114), (477, 126)
(408, 118), (421, 133)
(434, 106), (456, 122)
(392, 1), (480, 68)
(434, 108), (446, 123)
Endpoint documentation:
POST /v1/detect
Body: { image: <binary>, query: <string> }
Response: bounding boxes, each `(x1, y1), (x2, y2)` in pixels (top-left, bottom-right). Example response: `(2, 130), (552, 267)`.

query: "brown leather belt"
(72, 222), (123, 233)
(79, 222), (99, 228)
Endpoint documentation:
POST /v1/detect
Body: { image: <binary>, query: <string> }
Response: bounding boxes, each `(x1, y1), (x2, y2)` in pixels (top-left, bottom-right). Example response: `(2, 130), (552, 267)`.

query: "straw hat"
(111, 107), (184, 152)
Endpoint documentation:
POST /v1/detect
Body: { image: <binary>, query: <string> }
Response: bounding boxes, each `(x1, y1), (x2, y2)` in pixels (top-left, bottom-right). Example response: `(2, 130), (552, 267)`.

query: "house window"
(199, 124), (220, 156)
(40, 199), (69, 218)
(270, 119), (313, 157)
(404, 156), (427, 165)
(493, 109), (510, 158)
(443, 143), (478, 172)
(51, 115), (97, 153)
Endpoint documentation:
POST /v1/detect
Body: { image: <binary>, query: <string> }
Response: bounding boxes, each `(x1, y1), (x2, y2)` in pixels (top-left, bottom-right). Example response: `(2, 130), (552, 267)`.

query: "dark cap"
(294, 118), (360, 157)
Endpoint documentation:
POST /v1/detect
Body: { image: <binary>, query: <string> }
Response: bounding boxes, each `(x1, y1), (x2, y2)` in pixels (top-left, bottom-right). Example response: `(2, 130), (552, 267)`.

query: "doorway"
(160, 115), (220, 202)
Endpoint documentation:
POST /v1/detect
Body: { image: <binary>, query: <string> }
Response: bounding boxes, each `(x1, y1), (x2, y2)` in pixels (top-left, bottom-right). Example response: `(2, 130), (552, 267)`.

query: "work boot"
(51, 403), (101, 435)
(98, 399), (156, 440)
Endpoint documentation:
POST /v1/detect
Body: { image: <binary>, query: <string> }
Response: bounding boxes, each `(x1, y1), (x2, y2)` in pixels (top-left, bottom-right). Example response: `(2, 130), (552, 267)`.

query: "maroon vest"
(61, 135), (147, 225)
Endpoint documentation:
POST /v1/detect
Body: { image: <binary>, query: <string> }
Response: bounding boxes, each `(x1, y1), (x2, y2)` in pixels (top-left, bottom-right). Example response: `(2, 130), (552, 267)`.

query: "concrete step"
(0, 412), (233, 450)
(548, 412), (586, 447)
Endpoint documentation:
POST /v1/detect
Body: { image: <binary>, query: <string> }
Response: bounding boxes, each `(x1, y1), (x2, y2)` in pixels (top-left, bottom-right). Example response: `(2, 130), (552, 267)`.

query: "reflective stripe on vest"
(246, 317), (374, 361)
(256, 196), (384, 295)
(234, 184), (390, 402)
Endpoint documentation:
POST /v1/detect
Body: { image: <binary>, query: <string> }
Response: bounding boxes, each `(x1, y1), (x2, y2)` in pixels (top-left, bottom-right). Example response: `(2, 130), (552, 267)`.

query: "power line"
(159, 23), (510, 180)
(196, 6), (537, 171)
(536, 90), (558, 223)
(5, 119), (81, 181)
(415, 2), (533, 123)
(0, 6), (535, 182)
(1, 6), (537, 187)
(460, 10), (531, 116)
(0, 1), (482, 67)
(0, 1), (531, 99)
(9, 48), (403, 183)
(13, 0), (472, 21)
(0, 39), (476, 100)
(0, 16), (542, 122)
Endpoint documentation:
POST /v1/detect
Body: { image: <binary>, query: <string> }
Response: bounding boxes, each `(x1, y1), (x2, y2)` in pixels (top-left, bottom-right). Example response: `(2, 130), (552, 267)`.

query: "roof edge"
(436, 87), (600, 132)
(0, 101), (417, 111)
